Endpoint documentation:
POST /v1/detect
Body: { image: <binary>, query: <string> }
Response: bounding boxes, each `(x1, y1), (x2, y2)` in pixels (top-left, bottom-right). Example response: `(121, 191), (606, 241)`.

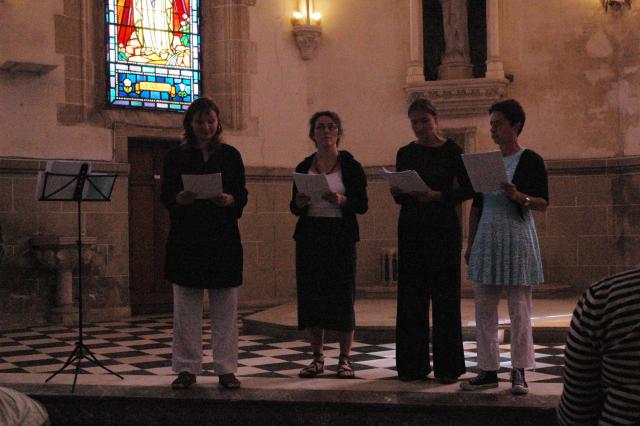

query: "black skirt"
(295, 218), (356, 332)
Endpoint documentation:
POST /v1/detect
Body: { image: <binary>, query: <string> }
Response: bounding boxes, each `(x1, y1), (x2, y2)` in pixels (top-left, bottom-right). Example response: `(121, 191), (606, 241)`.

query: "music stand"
(36, 161), (123, 392)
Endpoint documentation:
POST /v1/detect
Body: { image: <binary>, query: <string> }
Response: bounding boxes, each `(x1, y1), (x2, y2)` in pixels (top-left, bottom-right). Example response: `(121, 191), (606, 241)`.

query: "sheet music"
(181, 173), (223, 199)
(293, 172), (331, 203)
(461, 151), (508, 193)
(380, 167), (430, 193)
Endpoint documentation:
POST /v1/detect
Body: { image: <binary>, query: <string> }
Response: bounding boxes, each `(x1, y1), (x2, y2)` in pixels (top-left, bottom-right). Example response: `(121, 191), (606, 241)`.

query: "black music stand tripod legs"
(45, 340), (124, 393)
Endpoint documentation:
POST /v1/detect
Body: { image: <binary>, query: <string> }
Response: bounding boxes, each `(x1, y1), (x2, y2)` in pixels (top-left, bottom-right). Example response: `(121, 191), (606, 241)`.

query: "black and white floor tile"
(0, 313), (565, 384)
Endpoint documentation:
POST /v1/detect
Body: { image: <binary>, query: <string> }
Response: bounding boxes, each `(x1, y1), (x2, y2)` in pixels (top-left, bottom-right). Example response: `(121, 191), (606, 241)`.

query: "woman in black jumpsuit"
(393, 98), (474, 383)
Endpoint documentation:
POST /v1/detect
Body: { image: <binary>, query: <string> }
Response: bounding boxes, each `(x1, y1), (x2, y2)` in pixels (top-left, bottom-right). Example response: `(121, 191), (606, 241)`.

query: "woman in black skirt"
(290, 111), (368, 379)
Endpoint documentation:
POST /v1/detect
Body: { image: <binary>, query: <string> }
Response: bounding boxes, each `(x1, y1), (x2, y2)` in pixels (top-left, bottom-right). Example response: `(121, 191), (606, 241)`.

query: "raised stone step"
(10, 382), (559, 426)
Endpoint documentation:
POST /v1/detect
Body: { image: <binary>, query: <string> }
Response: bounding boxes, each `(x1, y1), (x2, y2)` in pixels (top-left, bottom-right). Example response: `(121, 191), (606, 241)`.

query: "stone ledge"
(546, 156), (640, 175)
(0, 158), (129, 175)
(405, 78), (510, 118)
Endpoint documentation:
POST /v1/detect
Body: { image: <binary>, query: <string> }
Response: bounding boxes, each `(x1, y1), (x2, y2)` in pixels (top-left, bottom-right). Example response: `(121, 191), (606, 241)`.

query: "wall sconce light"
(602, 0), (632, 12)
(291, 0), (322, 60)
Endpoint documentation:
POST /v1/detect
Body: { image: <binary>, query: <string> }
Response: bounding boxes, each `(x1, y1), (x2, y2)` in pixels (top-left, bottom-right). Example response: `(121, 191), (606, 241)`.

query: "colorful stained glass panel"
(105, 0), (200, 111)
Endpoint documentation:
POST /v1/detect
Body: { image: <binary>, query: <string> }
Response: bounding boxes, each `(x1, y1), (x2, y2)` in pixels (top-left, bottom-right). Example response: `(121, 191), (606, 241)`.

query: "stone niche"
(405, 0), (510, 117)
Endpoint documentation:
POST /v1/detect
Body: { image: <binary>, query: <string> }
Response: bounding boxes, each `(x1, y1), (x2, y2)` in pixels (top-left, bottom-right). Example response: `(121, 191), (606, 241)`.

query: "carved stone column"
(485, 0), (505, 79)
(406, 0), (425, 84)
(438, 0), (473, 80)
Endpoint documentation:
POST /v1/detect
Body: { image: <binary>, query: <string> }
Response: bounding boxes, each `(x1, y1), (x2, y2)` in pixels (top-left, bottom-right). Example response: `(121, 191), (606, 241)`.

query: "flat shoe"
(171, 371), (196, 389)
(218, 373), (241, 389)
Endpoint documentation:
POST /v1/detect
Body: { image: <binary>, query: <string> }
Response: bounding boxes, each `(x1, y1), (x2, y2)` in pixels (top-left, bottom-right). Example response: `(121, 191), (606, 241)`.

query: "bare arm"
(502, 182), (548, 212)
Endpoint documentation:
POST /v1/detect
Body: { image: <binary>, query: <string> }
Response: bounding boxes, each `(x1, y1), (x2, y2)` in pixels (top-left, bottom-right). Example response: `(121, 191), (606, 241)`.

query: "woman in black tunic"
(161, 97), (248, 390)
(392, 98), (474, 383)
(290, 111), (368, 379)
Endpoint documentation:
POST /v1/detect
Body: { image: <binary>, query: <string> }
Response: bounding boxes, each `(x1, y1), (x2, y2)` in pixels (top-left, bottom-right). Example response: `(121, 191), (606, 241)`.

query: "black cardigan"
(472, 148), (549, 218)
(290, 151), (368, 243)
(161, 142), (248, 288)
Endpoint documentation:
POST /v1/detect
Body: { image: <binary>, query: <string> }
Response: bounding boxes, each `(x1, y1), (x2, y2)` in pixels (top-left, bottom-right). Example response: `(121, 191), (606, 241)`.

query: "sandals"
(299, 353), (325, 378)
(337, 355), (355, 379)
(218, 373), (241, 389)
(171, 371), (196, 389)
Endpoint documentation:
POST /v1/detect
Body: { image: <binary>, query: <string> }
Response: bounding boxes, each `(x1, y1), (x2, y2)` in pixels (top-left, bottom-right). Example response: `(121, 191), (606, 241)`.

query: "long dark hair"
(183, 97), (223, 145)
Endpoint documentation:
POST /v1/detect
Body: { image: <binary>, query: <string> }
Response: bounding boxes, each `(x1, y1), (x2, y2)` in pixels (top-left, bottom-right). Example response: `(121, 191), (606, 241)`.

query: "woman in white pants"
(461, 99), (548, 395)
(161, 97), (248, 389)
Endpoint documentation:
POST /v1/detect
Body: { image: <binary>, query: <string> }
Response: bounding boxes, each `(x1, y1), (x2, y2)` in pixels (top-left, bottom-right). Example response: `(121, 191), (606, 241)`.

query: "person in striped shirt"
(557, 266), (640, 425)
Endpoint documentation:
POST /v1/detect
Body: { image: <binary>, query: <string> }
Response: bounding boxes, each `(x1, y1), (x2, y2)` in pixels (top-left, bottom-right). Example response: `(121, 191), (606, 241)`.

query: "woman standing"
(291, 111), (368, 379)
(461, 99), (548, 395)
(161, 97), (248, 390)
(393, 98), (474, 383)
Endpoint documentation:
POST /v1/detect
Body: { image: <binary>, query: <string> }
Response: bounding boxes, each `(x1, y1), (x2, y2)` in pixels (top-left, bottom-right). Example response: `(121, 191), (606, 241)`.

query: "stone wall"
(2, 156), (638, 326)
(0, 158), (130, 326)
(540, 157), (640, 293)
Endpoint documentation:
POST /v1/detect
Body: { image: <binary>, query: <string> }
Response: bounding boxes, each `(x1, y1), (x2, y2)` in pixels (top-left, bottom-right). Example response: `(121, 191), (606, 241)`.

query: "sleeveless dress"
(468, 150), (544, 286)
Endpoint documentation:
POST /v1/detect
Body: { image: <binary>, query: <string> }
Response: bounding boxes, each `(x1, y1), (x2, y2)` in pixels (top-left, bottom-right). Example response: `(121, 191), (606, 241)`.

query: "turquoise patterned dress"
(468, 150), (544, 286)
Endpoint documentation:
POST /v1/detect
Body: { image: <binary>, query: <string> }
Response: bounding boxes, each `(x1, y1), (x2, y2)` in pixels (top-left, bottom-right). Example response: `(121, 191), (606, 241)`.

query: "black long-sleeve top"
(394, 140), (474, 232)
(290, 150), (368, 243)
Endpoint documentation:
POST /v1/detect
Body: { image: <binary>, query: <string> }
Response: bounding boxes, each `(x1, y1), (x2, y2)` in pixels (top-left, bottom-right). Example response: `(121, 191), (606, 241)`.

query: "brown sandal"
(299, 353), (325, 378)
(337, 355), (355, 379)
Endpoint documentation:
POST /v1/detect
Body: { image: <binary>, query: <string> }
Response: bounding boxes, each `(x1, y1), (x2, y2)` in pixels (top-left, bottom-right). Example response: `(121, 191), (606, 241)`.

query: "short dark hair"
(489, 99), (526, 135)
(308, 111), (343, 145)
(183, 97), (223, 145)
(408, 98), (437, 116)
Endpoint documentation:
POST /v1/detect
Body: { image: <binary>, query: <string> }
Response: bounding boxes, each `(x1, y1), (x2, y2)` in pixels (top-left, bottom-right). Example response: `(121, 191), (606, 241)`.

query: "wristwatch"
(523, 196), (531, 207)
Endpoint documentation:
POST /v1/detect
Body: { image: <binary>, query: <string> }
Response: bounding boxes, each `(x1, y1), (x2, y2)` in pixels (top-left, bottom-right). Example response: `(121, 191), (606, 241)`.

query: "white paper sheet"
(84, 173), (116, 201)
(293, 172), (331, 203)
(181, 173), (223, 199)
(46, 160), (92, 175)
(380, 167), (430, 193)
(35, 160), (93, 201)
(461, 151), (508, 193)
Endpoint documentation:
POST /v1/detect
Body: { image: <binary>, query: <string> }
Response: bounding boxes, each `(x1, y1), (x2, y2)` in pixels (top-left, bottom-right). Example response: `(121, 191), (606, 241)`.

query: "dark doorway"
(128, 138), (178, 314)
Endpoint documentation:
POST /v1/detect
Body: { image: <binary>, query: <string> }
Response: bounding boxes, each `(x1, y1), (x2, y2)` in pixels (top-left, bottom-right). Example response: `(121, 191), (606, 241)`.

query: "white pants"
(172, 284), (238, 375)
(473, 284), (535, 371)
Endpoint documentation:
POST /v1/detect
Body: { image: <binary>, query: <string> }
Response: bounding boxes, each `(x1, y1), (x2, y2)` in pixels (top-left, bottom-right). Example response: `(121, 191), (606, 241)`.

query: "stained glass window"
(105, 0), (200, 111)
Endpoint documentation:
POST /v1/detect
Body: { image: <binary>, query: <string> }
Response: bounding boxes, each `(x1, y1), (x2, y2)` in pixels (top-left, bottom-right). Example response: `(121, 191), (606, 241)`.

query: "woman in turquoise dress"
(460, 99), (549, 396)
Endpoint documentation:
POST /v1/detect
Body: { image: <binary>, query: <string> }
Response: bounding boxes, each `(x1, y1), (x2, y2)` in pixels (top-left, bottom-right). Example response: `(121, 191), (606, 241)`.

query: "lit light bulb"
(311, 12), (321, 23)
(293, 11), (304, 20)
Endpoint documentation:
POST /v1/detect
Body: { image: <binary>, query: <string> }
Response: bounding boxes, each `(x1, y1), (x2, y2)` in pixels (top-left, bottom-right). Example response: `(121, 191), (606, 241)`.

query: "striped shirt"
(557, 267), (640, 425)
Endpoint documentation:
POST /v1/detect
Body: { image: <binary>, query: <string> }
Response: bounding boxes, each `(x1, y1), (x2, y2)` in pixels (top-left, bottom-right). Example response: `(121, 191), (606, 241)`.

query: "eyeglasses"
(315, 123), (338, 131)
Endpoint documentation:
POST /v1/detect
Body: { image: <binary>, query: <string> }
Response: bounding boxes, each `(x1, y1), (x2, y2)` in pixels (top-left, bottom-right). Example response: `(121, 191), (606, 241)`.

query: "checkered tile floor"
(0, 312), (565, 383)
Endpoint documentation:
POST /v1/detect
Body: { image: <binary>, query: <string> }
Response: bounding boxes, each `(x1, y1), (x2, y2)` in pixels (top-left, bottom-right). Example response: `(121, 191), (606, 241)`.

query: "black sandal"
(299, 353), (324, 378)
(337, 355), (355, 379)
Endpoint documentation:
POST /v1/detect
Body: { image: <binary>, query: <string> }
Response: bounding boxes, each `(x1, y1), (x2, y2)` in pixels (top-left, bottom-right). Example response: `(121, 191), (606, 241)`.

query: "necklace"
(313, 155), (340, 174)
